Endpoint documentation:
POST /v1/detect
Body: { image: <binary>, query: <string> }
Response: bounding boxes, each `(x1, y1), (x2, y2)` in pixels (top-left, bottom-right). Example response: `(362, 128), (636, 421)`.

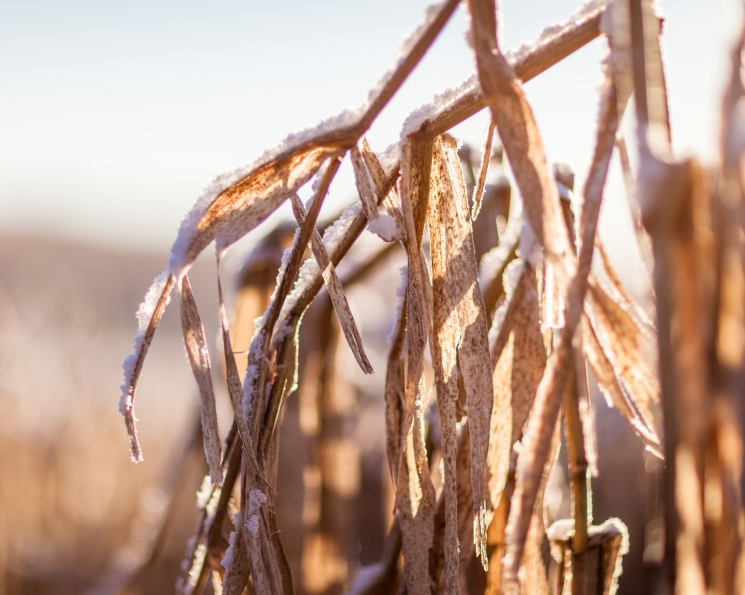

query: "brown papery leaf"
(488, 334), (514, 519)
(436, 134), (494, 564)
(179, 275), (223, 485)
(486, 264), (545, 515)
(510, 269), (546, 446)
(290, 192), (373, 373)
(581, 313), (662, 455)
(397, 135), (436, 595)
(586, 278), (661, 443)
(428, 147), (462, 595)
(171, 145), (346, 279)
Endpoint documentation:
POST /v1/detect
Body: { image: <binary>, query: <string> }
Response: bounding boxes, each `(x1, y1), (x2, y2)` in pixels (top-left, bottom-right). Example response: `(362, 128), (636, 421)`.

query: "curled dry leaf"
(487, 264), (546, 518)
(179, 275), (224, 485)
(581, 312), (662, 455)
(466, 0), (574, 279)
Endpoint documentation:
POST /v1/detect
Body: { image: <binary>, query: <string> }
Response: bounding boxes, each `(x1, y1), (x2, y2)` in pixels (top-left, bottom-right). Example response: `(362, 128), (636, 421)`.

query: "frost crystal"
(195, 475), (212, 510)
(246, 514), (260, 536)
(247, 489), (268, 514)
(222, 512), (242, 571)
(367, 213), (401, 242)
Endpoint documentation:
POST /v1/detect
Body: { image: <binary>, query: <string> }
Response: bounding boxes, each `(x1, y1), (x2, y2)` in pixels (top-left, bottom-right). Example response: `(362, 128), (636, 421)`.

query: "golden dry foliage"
(116, 0), (745, 594)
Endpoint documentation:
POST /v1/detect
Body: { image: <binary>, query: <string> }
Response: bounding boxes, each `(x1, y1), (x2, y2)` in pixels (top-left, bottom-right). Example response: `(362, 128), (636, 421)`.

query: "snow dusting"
(502, 0), (611, 66)
(222, 512), (242, 571)
(119, 270), (172, 415)
(246, 514), (260, 537)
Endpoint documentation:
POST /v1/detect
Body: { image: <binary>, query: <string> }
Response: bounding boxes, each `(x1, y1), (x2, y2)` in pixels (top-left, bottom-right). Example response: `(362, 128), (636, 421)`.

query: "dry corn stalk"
(115, 0), (745, 593)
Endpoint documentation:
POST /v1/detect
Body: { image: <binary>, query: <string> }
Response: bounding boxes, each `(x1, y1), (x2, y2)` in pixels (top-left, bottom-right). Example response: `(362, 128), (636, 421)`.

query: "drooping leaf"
(428, 149), (463, 595)
(179, 275), (224, 485)
(290, 192), (373, 373)
(396, 135), (437, 595)
(436, 134), (494, 564)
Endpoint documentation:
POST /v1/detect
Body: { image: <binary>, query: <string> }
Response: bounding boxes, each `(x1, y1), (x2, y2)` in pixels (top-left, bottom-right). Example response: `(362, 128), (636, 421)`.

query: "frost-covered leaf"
(179, 275), (223, 485)
(467, 0), (573, 277)
(119, 271), (175, 462)
(171, 145), (345, 280)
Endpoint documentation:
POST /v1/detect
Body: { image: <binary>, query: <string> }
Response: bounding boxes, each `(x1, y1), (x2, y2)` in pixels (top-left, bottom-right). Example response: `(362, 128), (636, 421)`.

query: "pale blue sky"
(0, 0), (738, 254)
